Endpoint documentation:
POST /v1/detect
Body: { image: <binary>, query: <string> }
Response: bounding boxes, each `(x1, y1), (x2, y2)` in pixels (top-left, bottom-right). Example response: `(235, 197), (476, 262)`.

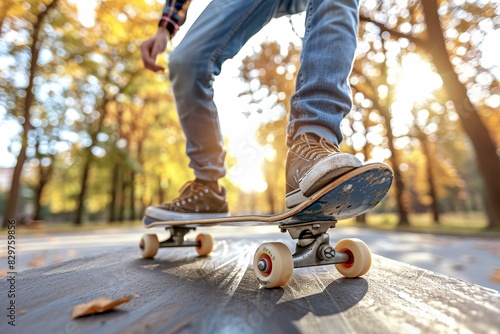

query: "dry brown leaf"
(72, 296), (132, 319)
(489, 269), (500, 283)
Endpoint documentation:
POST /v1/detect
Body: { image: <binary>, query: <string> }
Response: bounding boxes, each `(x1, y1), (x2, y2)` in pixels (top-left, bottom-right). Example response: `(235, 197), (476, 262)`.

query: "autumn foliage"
(0, 0), (498, 228)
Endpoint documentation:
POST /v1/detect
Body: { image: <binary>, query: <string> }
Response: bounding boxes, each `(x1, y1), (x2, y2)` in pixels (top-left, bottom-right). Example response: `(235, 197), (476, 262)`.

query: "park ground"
(1, 221), (499, 291)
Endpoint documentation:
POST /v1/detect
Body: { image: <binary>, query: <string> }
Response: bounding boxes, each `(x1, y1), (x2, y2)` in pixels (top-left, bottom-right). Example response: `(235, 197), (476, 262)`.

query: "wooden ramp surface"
(1, 239), (498, 333)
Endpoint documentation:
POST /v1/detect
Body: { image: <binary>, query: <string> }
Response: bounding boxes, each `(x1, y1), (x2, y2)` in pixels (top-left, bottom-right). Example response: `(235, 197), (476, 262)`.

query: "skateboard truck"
(253, 221), (371, 288)
(278, 221), (350, 268)
(140, 226), (215, 258)
(159, 226), (200, 248)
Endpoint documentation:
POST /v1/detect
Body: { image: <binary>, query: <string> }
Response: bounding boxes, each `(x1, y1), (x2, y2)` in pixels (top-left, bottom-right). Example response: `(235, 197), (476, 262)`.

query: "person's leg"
(288, 0), (360, 146)
(275, 0), (307, 16)
(146, 0), (285, 220)
(285, 0), (362, 207)
(169, 0), (283, 182)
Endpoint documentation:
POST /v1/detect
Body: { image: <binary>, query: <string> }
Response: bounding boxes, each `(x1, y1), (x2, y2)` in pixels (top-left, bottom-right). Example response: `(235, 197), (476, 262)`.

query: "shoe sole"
(286, 154), (362, 208)
(144, 206), (230, 223)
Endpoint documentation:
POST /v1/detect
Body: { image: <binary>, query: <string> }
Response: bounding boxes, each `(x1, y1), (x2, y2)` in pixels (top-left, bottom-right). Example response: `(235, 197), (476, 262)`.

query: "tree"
(70, 0), (160, 225)
(2, 0), (60, 228)
(360, 0), (500, 227)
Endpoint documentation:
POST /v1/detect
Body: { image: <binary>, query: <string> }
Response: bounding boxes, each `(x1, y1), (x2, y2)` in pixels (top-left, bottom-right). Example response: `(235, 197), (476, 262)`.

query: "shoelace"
(173, 181), (210, 207)
(292, 134), (340, 160)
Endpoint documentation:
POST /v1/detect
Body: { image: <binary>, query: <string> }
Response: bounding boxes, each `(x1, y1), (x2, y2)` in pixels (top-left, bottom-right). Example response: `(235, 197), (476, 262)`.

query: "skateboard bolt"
(258, 259), (269, 272)
(321, 246), (335, 260)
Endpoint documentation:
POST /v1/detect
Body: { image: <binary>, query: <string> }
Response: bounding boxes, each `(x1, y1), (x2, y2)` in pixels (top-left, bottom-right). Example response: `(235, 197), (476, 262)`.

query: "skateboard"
(139, 163), (393, 288)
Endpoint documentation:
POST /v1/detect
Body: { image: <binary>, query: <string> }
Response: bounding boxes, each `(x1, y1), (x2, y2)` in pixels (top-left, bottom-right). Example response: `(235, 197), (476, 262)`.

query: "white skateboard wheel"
(140, 234), (159, 259)
(334, 238), (372, 277)
(253, 242), (294, 288)
(195, 233), (214, 256)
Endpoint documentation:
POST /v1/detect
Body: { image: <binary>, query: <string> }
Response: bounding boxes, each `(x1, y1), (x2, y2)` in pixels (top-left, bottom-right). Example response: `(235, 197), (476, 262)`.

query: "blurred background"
(0, 0), (499, 287)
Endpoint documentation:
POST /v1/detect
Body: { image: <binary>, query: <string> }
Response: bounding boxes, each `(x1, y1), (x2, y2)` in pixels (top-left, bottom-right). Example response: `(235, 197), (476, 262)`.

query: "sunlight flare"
(396, 54), (443, 105)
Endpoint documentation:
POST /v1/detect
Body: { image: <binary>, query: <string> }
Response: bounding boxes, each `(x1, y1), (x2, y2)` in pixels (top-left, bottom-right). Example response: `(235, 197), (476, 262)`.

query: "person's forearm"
(157, 26), (169, 36)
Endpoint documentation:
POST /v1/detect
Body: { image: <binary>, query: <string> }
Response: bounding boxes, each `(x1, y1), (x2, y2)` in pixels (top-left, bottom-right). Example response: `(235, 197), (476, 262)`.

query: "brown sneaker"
(144, 180), (229, 221)
(285, 133), (362, 208)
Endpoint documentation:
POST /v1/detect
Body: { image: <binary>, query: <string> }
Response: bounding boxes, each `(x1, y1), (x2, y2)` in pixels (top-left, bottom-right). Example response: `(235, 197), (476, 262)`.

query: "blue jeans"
(169, 0), (360, 181)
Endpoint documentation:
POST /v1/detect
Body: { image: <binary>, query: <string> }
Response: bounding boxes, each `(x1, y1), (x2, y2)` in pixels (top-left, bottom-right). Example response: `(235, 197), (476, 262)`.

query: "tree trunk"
(381, 108), (410, 226)
(352, 67), (411, 226)
(2, 0), (59, 228)
(33, 162), (54, 221)
(356, 115), (372, 224)
(74, 154), (92, 226)
(379, 52), (411, 227)
(422, 0), (500, 228)
(129, 169), (136, 221)
(266, 181), (276, 214)
(33, 183), (43, 221)
(263, 163), (276, 214)
(419, 133), (440, 223)
(137, 137), (147, 217)
(74, 98), (112, 225)
(108, 161), (119, 223)
(158, 175), (164, 205)
(118, 166), (126, 223)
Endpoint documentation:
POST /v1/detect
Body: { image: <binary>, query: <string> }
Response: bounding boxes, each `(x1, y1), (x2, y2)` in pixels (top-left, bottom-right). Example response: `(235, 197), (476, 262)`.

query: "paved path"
(1, 238), (499, 334)
(2, 226), (499, 290)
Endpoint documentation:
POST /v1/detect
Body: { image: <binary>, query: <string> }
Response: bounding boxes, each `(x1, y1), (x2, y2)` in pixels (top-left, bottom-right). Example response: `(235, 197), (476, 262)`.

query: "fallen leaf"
(72, 296), (132, 319)
(489, 269), (500, 283)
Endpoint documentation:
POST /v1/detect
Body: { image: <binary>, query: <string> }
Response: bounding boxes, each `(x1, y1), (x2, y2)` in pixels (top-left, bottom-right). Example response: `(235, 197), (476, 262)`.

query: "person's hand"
(141, 27), (169, 72)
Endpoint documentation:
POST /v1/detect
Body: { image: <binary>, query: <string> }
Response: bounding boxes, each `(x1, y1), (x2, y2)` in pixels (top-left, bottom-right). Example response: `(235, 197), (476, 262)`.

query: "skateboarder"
(141, 0), (362, 220)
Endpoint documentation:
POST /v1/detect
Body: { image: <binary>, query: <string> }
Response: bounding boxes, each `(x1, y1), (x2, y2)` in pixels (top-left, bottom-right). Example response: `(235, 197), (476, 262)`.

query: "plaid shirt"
(158, 0), (192, 37)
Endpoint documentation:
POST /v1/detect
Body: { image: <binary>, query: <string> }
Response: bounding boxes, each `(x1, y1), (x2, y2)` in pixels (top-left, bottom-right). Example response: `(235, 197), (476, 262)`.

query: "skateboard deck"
(143, 163), (393, 228)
